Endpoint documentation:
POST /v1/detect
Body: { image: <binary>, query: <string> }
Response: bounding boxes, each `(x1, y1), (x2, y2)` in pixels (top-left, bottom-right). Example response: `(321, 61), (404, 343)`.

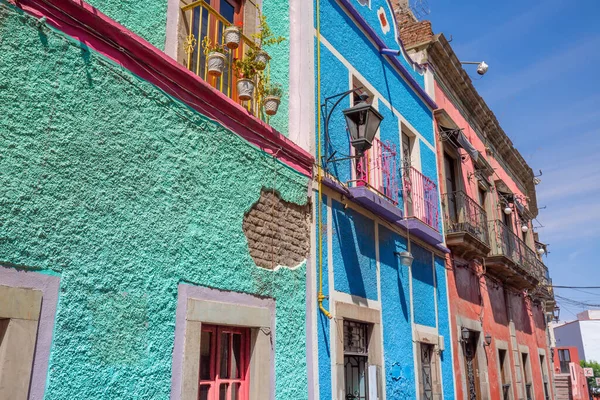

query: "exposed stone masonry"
(243, 189), (310, 270)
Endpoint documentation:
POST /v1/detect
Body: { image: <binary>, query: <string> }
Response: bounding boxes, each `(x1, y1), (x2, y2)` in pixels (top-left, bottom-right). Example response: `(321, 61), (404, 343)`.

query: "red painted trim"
(13, 0), (314, 177)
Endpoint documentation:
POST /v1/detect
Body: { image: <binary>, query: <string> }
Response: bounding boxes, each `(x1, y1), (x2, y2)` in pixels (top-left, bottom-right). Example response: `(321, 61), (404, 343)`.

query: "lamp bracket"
(321, 87), (364, 169)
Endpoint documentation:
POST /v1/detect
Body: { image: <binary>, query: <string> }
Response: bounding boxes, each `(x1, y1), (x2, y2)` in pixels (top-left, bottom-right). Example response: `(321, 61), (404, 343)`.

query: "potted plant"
(260, 78), (283, 116)
(202, 37), (228, 77)
(223, 22), (242, 49)
(233, 51), (259, 101)
(251, 15), (285, 70)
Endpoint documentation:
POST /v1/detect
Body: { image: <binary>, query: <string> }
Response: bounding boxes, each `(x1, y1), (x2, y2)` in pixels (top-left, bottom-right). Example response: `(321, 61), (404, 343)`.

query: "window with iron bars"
(343, 320), (370, 400)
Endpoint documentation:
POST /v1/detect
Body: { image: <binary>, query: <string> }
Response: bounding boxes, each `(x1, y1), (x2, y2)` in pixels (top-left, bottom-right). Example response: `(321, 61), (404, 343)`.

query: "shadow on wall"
(511, 292), (533, 335)
(487, 279), (509, 326)
(532, 303), (546, 331)
(333, 206), (372, 299)
(455, 264), (480, 305)
(378, 227), (409, 320)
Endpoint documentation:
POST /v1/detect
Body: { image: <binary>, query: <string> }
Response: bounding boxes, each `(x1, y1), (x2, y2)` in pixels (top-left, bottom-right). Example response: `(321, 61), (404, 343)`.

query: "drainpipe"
(316, 0), (332, 319)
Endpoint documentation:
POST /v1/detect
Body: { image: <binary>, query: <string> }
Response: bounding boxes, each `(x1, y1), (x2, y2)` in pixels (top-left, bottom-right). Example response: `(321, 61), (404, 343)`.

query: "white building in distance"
(553, 310), (600, 362)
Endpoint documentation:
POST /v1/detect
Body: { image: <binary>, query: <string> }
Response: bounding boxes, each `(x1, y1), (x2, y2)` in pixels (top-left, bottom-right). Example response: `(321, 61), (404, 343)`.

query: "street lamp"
(321, 89), (384, 165)
(483, 333), (492, 347)
(342, 94), (383, 157)
(461, 327), (471, 342)
(461, 61), (489, 76)
(394, 251), (414, 267)
(553, 305), (560, 321)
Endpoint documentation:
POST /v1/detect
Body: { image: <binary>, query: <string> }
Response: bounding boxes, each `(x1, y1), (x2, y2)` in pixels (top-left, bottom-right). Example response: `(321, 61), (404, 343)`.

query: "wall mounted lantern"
(537, 247), (545, 255)
(503, 206), (512, 215)
(342, 94), (383, 157)
(461, 327), (471, 342)
(521, 224), (529, 233)
(483, 333), (492, 347)
(394, 251), (414, 267)
(321, 88), (384, 165)
(553, 305), (560, 321)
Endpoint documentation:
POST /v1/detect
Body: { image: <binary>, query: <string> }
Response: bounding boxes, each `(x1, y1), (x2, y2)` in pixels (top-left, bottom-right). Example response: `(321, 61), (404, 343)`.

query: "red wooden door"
(199, 325), (250, 400)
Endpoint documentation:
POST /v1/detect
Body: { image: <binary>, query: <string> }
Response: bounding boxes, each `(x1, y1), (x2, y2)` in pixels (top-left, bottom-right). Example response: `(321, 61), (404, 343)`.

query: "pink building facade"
(394, 8), (556, 400)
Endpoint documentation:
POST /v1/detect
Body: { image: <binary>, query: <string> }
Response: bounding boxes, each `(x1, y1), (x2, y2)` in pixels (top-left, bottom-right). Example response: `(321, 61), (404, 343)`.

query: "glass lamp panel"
(365, 108), (382, 143)
(345, 114), (359, 142)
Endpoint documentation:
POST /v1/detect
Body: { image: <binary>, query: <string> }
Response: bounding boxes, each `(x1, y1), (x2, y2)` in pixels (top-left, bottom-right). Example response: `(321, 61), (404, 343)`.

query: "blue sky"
(424, 0), (600, 320)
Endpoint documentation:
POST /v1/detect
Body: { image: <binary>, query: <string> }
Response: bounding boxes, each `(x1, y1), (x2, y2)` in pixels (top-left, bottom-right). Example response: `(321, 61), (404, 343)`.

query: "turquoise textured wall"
(0, 5), (308, 399)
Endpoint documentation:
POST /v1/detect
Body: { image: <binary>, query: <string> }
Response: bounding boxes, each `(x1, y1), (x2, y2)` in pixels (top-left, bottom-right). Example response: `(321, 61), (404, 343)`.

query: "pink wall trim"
(0, 266), (61, 400)
(13, 0), (314, 177)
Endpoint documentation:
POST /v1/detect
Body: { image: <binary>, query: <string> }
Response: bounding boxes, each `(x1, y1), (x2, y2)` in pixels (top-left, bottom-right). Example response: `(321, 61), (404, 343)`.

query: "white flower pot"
(207, 52), (227, 77)
(264, 95), (281, 116)
(254, 50), (270, 70)
(223, 26), (241, 49)
(237, 78), (255, 101)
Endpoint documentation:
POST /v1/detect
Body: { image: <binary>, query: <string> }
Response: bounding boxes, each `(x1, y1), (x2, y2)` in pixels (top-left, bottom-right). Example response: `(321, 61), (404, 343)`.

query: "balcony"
(486, 220), (543, 289)
(181, 0), (262, 118)
(402, 166), (440, 230)
(536, 261), (555, 302)
(350, 138), (399, 204)
(441, 191), (490, 259)
(345, 139), (404, 224)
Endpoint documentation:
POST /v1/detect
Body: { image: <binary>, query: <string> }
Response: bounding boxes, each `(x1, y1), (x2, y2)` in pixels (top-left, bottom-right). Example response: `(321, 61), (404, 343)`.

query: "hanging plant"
(259, 75), (283, 116)
(251, 15), (285, 70)
(233, 49), (260, 101)
(223, 22), (243, 49)
(202, 37), (228, 77)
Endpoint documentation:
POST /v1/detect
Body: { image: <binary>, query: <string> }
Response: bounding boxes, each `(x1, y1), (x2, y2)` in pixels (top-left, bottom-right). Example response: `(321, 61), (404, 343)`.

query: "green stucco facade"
(0, 4), (308, 399)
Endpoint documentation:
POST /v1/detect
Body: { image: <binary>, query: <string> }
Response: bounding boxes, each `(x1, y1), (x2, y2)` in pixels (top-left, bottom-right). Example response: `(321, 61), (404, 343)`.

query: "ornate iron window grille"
(421, 344), (434, 400)
(343, 320), (369, 400)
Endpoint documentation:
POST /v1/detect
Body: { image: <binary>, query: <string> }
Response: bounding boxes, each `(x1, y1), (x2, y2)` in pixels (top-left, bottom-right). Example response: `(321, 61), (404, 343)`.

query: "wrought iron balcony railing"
(349, 138), (399, 204)
(441, 191), (489, 246)
(402, 166), (439, 229)
(181, 0), (262, 118)
(488, 220), (540, 278)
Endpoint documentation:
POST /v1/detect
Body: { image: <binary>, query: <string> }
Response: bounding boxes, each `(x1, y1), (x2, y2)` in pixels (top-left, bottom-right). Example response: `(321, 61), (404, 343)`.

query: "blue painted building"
(310, 0), (456, 398)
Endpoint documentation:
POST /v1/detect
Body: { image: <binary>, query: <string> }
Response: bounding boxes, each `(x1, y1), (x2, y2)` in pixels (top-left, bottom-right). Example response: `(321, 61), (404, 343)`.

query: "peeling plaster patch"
(243, 189), (310, 270)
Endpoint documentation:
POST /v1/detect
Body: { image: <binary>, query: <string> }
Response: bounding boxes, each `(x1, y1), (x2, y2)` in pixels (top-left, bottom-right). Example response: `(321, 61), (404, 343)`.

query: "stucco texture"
(0, 6), (308, 399)
(331, 200), (378, 301)
(78, 0), (291, 136)
(378, 225), (415, 399)
(411, 243), (436, 328)
(317, 0), (434, 146)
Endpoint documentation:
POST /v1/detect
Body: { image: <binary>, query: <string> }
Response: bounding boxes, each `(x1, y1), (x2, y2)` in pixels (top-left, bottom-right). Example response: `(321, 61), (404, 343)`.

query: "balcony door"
(558, 349), (571, 374)
(444, 154), (458, 224)
(402, 132), (414, 216)
(188, 0), (244, 97)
